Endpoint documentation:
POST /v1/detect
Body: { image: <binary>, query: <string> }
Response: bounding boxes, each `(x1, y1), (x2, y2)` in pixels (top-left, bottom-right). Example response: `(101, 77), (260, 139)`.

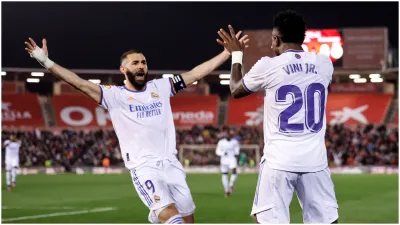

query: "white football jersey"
(99, 78), (177, 169)
(4, 140), (21, 160)
(242, 50), (333, 172)
(216, 138), (240, 159)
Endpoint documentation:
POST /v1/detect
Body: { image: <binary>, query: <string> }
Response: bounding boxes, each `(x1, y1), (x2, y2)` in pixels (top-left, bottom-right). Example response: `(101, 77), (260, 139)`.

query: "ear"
(119, 65), (125, 74)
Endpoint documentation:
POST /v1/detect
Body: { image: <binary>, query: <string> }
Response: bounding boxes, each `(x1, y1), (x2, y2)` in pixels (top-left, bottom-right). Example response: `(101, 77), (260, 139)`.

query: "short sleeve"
(98, 85), (118, 110)
(319, 55), (334, 83)
(153, 78), (176, 97)
(4, 140), (10, 146)
(242, 57), (272, 92)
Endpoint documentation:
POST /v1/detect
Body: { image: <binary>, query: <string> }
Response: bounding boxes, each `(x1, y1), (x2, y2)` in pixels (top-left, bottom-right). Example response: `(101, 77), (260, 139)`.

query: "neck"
(125, 81), (145, 91)
(280, 43), (303, 53)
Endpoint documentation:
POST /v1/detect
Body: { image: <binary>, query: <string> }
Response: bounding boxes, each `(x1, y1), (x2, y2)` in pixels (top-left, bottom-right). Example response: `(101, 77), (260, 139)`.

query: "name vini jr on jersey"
(283, 63), (318, 75)
(129, 101), (163, 119)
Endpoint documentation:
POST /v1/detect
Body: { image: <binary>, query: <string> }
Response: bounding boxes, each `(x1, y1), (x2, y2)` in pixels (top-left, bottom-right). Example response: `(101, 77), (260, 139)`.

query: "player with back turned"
(217, 10), (339, 224)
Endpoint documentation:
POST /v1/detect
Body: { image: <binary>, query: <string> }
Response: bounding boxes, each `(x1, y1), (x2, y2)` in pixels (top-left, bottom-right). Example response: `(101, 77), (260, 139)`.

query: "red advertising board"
(52, 95), (112, 127)
(52, 95), (219, 128)
(2, 94), (45, 126)
(171, 95), (218, 127)
(227, 94), (392, 126)
(326, 94), (392, 125)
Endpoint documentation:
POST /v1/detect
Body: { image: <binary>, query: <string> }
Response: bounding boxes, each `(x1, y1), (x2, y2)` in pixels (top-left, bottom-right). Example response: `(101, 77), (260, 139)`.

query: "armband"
(171, 74), (187, 93)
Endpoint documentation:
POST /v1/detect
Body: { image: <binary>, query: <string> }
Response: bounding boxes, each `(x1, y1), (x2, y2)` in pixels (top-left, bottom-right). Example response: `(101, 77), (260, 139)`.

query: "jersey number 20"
(276, 83), (326, 133)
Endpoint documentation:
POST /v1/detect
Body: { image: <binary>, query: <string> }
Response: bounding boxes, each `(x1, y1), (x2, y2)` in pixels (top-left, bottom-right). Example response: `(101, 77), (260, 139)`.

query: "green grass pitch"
(2, 173), (398, 223)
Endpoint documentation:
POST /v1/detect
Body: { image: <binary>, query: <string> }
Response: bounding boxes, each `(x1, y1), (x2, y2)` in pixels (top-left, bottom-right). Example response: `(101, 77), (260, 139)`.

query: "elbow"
(231, 90), (241, 99)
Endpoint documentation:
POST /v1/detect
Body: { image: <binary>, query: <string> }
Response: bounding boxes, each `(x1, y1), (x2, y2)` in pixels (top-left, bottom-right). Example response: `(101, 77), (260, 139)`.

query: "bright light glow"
(319, 44), (330, 57)
(219, 74), (231, 79)
(27, 78), (40, 83)
(349, 74), (361, 79)
(371, 78), (383, 83)
(220, 80), (230, 85)
(301, 44), (309, 52)
(162, 74), (174, 78)
(193, 81), (198, 85)
(1, 71), (6, 76)
(331, 43), (343, 59)
(353, 78), (367, 83)
(31, 72), (44, 77)
(88, 79), (101, 84)
(369, 74), (381, 79)
(124, 80), (127, 84)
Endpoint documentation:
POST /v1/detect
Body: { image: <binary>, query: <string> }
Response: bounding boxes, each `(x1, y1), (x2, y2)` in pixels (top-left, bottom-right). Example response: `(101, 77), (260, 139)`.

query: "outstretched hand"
(25, 37), (48, 57)
(217, 25), (249, 53)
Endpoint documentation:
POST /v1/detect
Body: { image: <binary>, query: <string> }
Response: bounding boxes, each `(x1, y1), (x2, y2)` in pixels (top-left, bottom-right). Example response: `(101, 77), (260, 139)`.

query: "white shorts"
(251, 160), (339, 224)
(130, 158), (195, 218)
(5, 158), (19, 171)
(220, 157), (237, 173)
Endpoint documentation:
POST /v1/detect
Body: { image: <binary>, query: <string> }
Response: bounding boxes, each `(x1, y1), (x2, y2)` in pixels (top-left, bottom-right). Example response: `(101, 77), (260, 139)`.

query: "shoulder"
(99, 84), (122, 92)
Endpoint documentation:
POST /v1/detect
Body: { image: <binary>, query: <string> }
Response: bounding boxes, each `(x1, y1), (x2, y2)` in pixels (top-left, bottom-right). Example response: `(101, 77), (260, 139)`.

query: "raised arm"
(217, 25), (252, 99)
(180, 31), (249, 87)
(24, 38), (101, 104)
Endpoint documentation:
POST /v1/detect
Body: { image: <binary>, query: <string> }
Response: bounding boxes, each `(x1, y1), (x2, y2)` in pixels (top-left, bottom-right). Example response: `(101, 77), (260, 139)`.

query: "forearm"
(49, 64), (86, 90)
(48, 64), (101, 103)
(229, 63), (243, 93)
(182, 51), (230, 85)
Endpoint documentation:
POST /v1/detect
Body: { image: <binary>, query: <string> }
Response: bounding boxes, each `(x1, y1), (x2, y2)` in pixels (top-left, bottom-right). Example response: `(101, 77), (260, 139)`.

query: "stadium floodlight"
(162, 74), (174, 78)
(219, 74), (231, 79)
(88, 79), (101, 84)
(349, 74), (360, 79)
(369, 74), (381, 79)
(1, 71), (6, 76)
(27, 78), (40, 83)
(220, 80), (230, 85)
(370, 78), (383, 83)
(353, 78), (367, 83)
(31, 72), (44, 77)
(193, 81), (198, 85)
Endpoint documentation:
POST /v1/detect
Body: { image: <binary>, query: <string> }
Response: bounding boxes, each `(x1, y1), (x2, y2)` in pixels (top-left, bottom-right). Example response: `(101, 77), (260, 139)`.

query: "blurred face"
(271, 29), (282, 56)
(10, 135), (16, 141)
(120, 53), (148, 89)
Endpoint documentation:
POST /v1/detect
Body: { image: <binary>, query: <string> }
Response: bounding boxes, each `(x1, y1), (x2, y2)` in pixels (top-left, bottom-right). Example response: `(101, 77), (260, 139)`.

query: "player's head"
(9, 135), (16, 141)
(227, 130), (235, 140)
(271, 9), (306, 56)
(119, 50), (149, 89)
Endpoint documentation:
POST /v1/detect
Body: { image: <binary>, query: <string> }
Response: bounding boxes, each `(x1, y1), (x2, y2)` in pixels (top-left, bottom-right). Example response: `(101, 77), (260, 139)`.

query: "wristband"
(231, 51), (243, 65)
(43, 58), (55, 69)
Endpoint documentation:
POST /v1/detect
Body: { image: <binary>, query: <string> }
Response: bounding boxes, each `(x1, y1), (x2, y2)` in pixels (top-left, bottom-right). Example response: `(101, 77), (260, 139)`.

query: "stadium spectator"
(2, 124), (398, 168)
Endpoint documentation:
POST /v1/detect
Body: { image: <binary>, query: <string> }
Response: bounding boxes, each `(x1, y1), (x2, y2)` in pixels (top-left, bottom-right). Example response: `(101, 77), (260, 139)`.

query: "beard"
(126, 70), (148, 90)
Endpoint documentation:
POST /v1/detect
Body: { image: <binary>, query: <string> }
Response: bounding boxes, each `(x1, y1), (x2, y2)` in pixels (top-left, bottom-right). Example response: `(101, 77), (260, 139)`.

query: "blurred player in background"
(4, 135), (22, 191)
(217, 10), (339, 224)
(216, 130), (240, 198)
(25, 32), (249, 224)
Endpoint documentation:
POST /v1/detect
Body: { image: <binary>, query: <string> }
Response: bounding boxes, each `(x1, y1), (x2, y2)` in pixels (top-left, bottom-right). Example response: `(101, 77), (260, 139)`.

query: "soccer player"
(4, 135), (22, 191)
(24, 33), (249, 224)
(215, 131), (240, 198)
(217, 10), (339, 224)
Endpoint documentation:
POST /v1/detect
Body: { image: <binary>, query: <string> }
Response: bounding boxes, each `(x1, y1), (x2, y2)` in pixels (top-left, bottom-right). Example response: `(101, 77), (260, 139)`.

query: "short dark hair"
(120, 49), (143, 65)
(273, 9), (306, 44)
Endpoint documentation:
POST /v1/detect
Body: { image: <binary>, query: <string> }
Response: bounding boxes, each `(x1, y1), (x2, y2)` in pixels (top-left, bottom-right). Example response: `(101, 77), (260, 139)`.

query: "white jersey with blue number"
(242, 50), (333, 172)
(99, 78), (177, 170)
